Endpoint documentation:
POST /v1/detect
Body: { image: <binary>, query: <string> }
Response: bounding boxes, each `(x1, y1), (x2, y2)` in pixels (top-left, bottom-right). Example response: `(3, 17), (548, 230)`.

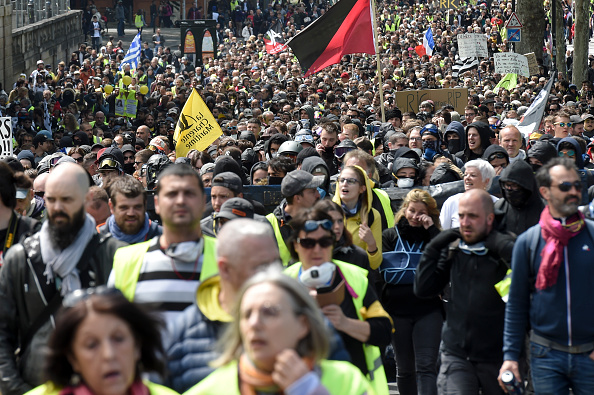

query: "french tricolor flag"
(415, 28), (435, 58)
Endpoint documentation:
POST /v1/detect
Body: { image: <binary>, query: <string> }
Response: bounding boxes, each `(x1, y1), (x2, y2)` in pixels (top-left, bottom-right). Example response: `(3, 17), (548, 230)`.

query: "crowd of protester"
(3, 0), (594, 394)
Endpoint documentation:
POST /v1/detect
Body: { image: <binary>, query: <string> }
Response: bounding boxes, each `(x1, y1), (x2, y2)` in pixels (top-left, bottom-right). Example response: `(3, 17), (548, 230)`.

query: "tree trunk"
(572, 0), (589, 84)
(556, 0), (567, 77)
(516, 0), (545, 69)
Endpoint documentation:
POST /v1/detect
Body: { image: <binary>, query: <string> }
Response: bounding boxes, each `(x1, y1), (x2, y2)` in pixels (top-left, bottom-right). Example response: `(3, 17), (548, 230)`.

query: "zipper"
(561, 218), (572, 347)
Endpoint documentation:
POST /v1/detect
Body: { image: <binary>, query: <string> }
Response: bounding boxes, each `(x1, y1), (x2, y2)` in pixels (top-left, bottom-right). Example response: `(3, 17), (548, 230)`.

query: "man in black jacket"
(415, 189), (515, 395)
(0, 163), (124, 395)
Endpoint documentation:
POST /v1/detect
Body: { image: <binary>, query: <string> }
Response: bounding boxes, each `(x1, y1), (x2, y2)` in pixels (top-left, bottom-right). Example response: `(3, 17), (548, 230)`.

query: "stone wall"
(9, 10), (84, 86)
(0, 0), (13, 92)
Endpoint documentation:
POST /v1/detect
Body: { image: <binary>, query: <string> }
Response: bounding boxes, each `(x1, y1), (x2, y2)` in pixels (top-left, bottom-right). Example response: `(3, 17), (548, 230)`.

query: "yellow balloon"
(139, 85), (149, 95)
(122, 75), (132, 86)
(104, 84), (114, 94)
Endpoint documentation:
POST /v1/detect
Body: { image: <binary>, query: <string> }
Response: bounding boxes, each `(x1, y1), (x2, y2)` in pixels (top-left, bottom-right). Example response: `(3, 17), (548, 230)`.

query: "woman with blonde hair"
(185, 268), (372, 395)
(380, 189), (444, 395)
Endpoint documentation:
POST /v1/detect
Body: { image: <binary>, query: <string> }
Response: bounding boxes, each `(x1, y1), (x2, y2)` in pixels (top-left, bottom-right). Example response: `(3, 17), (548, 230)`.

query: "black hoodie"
(456, 122), (493, 163)
(495, 160), (544, 236)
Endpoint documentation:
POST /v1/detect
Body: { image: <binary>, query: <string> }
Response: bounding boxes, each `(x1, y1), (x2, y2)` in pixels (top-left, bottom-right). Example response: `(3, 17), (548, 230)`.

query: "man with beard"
(0, 163), (123, 395)
(98, 176), (161, 243)
(415, 189), (515, 394)
(499, 158), (594, 394)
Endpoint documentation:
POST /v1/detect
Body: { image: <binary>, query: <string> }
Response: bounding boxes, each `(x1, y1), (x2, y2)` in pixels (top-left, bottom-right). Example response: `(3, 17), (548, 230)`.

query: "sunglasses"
(558, 150), (576, 158)
(303, 219), (333, 233)
(72, 156), (84, 163)
(220, 141), (238, 148)
(553, 181), (582, 192)
(488, 152), (507, 160)
(337, 177), (360, 186)
(63, 286), (123, 308)
(296, 236), (334, 249)
(34, 190), (44, 198)
(554, 122), (573, 128)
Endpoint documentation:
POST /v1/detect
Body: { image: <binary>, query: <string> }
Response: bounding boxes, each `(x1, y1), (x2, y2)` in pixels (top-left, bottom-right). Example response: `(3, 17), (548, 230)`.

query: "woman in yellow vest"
(26, 287), (179, 395)
(184, 268), (372, 395)
(135, 9), (145, 36)
(284, 207), (392, 395)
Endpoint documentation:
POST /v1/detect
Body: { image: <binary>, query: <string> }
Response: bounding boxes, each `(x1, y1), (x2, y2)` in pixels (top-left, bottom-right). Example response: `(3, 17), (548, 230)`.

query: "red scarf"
(58, 379), (149, 395)
(537, 206), (585, 290)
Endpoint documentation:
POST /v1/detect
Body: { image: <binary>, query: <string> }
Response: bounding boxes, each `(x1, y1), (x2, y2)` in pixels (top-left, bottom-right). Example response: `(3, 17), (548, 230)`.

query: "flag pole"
(370, 0), (385, 123)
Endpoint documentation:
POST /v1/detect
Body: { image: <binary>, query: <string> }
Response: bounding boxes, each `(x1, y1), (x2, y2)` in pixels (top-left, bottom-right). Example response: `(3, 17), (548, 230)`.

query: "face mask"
(530, 163), (542, 173)
(397, 177), (414, 188)
(268, 176), (283, 185)
(317, 187), (327, 199)
(504, 187), (531, 208)
(422, 139), (439, 152)
(163, 241), (202, 263)
(447, 139), (462, 154)
(299, 262), (336, 289)
(123, 162), (135, 175)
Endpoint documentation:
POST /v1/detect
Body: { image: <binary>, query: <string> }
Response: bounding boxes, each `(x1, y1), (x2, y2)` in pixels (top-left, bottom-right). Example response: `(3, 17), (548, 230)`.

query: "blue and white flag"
(423, 28), (435, 57)
(119, 33), (142, 71)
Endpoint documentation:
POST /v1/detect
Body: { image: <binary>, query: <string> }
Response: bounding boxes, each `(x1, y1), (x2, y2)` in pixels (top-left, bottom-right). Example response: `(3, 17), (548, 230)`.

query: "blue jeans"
(118, 19), (125, 36)
(530, 342), (594, 395)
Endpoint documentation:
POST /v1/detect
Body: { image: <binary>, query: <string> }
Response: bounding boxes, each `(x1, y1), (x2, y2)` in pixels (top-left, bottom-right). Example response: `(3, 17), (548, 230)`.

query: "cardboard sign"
(457, 33), (488, 58)
(524, 52), (539, 76)
(439, 0), (461, 10)
(494, 52), (529, 77)
(0, 117), (13, 159)
(394, 88), (468, 114)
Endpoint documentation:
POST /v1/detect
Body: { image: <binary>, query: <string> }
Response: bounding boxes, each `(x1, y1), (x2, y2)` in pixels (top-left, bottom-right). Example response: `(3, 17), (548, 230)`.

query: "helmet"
(277, 141), (303, 157)
(294, 129), (314, 145)
(334, 138), (357, 159)
(145, 154), (172, 190)
(420, 123), (440, 139)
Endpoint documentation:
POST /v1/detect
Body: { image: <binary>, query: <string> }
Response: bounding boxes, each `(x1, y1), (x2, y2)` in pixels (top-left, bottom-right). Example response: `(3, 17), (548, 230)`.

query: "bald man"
(0, 163), (124, 395)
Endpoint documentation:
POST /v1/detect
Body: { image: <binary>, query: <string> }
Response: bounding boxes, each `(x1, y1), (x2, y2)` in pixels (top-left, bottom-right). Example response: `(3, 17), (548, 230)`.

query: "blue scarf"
(107, 213), (150, 244)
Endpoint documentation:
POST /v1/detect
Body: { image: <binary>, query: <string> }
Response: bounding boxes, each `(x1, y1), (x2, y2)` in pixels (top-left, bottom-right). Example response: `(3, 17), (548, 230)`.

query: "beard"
(48, 206), (86, 250)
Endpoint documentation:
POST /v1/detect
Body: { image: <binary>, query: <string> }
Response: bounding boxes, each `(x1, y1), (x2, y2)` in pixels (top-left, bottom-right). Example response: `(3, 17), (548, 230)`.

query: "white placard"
(494, 52), (530, 77)
(457, 34), (489, 59)
(0, 117), (13, 159)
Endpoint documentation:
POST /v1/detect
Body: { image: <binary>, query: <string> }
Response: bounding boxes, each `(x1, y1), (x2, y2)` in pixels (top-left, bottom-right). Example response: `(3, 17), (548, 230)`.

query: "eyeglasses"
(465, 112), (476, 117)
(296, 236), (334, 249)
(337, 177), (360, 186)
(63, 286), (123, 308)
(409, 137), (422, 141)
(552, 181), (582, 192)
(558, 150), (576, 158)
(303, 219), (333, 233)
(554, 122), (573, 128)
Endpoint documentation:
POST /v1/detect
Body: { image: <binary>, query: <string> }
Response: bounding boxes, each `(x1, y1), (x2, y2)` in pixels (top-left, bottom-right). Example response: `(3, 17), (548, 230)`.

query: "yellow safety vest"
(112, 236), (218, 301)
(285, 260), (389, 395)
(26, 380), (180, 395)
(184, 359), (371, 395)
(373, 188), (395, 229)
(385, 22), (395, 31)
(135, 14), (144, 28)
(265, 212), (292, 266)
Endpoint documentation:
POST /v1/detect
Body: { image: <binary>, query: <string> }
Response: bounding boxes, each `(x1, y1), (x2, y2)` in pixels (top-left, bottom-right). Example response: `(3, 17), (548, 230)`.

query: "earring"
(70, 373), (81, 386)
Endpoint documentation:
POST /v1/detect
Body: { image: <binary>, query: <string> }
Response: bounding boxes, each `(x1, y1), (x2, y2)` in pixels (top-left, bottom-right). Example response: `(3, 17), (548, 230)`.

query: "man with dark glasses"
(0, 163), (123, 395)
(553, 112), (574, 139)
(500, 158), (594, 395)
(95, 147), (125, 186)
(266, 170), (324, 266)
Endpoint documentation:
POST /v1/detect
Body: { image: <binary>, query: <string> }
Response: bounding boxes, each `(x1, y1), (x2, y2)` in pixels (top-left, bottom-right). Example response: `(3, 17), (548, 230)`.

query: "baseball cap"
(36, 130), (54, 141)
(121, 144), (136, 154)
(570, 114), (584, 124)
(215, 198), (254, 220)
(17, 150), (35, 163)
(340, 72), (349, 78)
(211, 171), (242, 194)
(16, 188), (29, 199)
(582, 113), (594, 121)
(33, 134), (50, 146)
(281, 170), (324, 197)
(200, 162), (215, 176)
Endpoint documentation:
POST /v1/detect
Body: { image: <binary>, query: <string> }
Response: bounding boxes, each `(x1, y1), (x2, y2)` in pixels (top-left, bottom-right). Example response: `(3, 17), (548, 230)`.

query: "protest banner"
(494, 52), (529, 77)
(394, 88), (468, 114)
(0, 118), (13, 159)
(457, 33), (488, 59)
(524, 52), (539, 76)
(439, 0), (461, 10)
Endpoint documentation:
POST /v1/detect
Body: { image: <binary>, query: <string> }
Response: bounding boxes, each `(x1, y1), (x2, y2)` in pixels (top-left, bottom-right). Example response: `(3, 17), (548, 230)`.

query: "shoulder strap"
(16, 291), (62, 359)
(526, 225), (541, 290)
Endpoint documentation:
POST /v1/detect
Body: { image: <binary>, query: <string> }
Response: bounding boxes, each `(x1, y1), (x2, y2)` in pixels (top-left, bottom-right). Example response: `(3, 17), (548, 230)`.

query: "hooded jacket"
(299, 104), (315, 127)
(301, 156), (330, 193)
(556, 136), (585, 169)
(495, 160), (544, 236)
(333, 166), (383, 269)
(527, 140), (558, 169)
(482, 144), (509, 165)
(456, 121), (493, 163)
(444, 121), (466, 154)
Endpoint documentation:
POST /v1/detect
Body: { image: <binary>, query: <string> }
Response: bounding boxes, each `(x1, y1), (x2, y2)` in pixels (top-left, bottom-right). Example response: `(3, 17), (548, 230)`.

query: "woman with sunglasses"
(380, 189), (444, 395)
(68, 147), (87, 165)
(332, 165), (383, 270)
(26, 287), (178, 395)
(185, 268), (372, 395)
(285, 207), (392, 395)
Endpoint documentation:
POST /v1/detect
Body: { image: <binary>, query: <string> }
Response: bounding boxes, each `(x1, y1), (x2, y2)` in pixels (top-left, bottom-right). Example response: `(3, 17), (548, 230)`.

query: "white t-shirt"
(440, 192), (499, 229)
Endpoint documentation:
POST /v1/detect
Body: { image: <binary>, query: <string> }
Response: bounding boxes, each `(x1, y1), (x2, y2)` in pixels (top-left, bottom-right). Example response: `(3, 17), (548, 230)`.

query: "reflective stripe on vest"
(112, 236), (218, 301)
(495, 268), (512, 303)
(285, 260), (388, 395)
(373, 188), (395, 228)
(265, 212), (292, 266)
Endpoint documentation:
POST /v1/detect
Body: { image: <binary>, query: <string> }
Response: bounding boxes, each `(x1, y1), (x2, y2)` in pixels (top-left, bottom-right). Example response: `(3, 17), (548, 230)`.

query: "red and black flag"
(264, 21), (287, 54)
(286, 0), (375, 76)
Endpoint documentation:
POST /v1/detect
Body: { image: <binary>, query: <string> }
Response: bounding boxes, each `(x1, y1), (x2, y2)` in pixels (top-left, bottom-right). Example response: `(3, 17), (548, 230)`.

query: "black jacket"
(456, 122), (493, 163)
(0, 232), (124, 395)
(495, 160), (544, 236)
(414, 228), (515, 362)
